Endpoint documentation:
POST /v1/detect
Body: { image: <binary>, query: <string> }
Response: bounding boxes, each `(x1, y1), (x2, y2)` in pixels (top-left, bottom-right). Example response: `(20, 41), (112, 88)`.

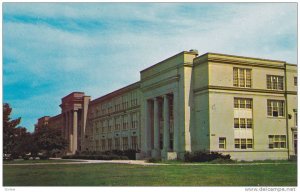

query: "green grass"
(3, 162), (297, 186)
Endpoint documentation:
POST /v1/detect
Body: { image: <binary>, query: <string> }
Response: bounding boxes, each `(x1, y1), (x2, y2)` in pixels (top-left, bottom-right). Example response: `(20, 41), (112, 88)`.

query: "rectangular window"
(234, 118), (239, 128)
(101, 139), (106, 151)
(235, 138), (253, 149)
(115, 138), (120, 149)
(219, 137), (226, 149)
(234, 118), (253, 129)
(131, 136), (138, 150)
(294, 77), (297, 86)
(240, 118), (246, 128)
(123, 137), (128, 150)
(107, 139), (112, 150)
(246, 119), (252, 128)
(267, 100), (285, 117)
(268, 135), (286, 149)
(267, 75), (284, 90)
(234, 98), (252, 109)
(233, 67), (252, 88)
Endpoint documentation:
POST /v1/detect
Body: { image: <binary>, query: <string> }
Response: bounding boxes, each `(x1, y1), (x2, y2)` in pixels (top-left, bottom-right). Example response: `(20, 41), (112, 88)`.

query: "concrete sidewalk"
(3, 159), (168, 166)
(4, 158), (295, 166)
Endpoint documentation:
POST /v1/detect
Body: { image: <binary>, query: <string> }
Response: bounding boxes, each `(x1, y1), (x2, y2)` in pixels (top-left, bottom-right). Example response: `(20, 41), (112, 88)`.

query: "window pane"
(278, 101), (284, 116)
(267, 100), (272, 116)
(233, 68), (238, 86)
(234, 118), (239, 128)
(240, 99), (245, 108)
(246, 99), (252, 109)
(246, 69), (251, 88)
(240, 69), (245, 87)
(278, 77), (283, 90)
(240, 118), (246, 128)
(247, 119), (252, 128)
(267, 75), (272, 89)
(234, 99), (239, 108)
(219, 137), (226, 149)
(241, 139), (246, 149)
(235, 139), (240, 149)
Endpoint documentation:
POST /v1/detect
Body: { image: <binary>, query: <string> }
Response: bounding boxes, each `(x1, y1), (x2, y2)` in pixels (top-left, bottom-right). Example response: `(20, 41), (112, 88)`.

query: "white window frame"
(266, 75), (284, 90)
(267, 100), (285, 117)
(233, 67), (252, 88)
(268, 135), (286, 149)
(219, 137), (226, 149)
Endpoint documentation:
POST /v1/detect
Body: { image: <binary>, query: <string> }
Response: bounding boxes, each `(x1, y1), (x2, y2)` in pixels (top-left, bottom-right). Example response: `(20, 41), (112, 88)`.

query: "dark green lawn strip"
(3, 163), (297, 186)
(3, 159), (83, 164)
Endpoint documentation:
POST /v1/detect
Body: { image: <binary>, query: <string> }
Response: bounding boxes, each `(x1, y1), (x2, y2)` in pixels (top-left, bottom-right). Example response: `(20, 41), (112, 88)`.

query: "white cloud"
(3, 3), (297, 131)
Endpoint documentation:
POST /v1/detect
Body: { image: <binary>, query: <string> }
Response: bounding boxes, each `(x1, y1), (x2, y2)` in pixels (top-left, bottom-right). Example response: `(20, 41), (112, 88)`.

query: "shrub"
(184, 151), (231, 162)
(123, 149), (138, 160)
(147, 158), (161, 163)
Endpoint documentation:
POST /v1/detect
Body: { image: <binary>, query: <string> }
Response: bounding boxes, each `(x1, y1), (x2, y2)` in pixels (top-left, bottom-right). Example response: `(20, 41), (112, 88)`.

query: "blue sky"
(3, 3), (297, 132)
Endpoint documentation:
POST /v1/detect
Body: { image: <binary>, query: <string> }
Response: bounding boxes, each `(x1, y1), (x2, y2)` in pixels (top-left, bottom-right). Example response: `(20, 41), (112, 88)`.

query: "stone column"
(65, 113), (68, 140)
(153, 97), (160, 157)
(68, 112), (73, 152)
(145, 99), (152, 155)
(173, 92), (179, 152)
(72, 109), (78, 154)
(163, 95), (170, 152)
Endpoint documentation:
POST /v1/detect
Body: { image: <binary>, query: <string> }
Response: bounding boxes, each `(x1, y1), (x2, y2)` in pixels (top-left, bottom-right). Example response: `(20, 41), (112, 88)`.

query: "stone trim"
(194, 85), (297, 95)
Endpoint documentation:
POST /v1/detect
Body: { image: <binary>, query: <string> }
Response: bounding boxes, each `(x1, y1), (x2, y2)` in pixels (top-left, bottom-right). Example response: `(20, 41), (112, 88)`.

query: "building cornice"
(90, 81), (140, 105)
(194, 52), (287, 69)
(141, 75), (180, 92)
(140, 62), (193, 82)
(140, 51), (197, 74)
(194, 85), (297, 95)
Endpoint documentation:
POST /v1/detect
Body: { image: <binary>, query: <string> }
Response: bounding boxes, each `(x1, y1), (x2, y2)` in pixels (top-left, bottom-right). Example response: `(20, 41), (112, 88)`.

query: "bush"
(123, 149), (138, 160)
(39, 154), (50, 160)
(184, 151), (231, 162)
(147, 158), (161, 163)
(62, 149), (139, 160)
(61, 154), (129, 160)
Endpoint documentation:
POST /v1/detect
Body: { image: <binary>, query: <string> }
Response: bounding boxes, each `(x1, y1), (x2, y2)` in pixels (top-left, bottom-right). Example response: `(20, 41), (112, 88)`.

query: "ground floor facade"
(36, 50), (297, 161)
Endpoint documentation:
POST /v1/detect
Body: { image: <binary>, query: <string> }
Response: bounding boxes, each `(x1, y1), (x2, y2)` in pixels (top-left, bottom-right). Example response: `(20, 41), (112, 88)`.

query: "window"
(267, 100), (285, 117)
(268, 135), (286, 149)
(107, 139), (112, 150)
(294, 77), (297, 86)
(234, 98), (252, 109)
(101, 139), (106, 151)
(267, 75), (284, 90)
(131, 113), (138, 129)
(131, 136), (138, 150)
(219, 137), (226, 149)
(123, 137), (128, 150)
(235, 138), (253, 149)
(234, 118), (253, 129)
(233, 67), (252, 88)
(115, 138), (120, 149)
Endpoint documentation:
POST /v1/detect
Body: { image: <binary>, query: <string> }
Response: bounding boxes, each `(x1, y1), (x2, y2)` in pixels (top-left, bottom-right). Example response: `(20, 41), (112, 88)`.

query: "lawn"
(3, 159), (81, 164)
(3, 162), (297, 186)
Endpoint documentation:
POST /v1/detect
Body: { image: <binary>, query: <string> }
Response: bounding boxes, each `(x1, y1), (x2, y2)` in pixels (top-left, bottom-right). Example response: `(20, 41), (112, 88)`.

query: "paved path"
(3, 159), (295, 166)
(3, 159), (167, 166)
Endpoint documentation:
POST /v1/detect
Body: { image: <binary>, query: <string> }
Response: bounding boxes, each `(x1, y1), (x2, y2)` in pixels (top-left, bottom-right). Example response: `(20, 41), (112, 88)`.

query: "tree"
(14, 128), (39, 159)
(3, 103), (21, 155)
(34, 126), (68, 158)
